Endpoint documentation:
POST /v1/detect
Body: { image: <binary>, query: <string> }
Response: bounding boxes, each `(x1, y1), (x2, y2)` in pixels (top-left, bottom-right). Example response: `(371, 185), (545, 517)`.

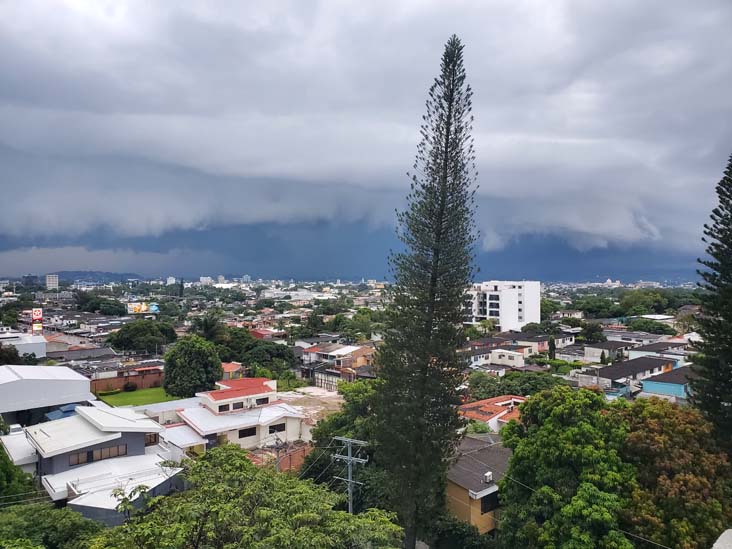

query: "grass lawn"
(99, 387), (178, 407)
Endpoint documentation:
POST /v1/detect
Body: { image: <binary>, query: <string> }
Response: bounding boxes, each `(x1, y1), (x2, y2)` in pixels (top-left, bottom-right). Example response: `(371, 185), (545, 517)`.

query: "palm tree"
(191, 310), (225, 342)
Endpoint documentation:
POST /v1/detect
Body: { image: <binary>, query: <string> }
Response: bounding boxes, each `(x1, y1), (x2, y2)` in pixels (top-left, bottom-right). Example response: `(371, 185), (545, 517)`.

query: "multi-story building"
(467, 281), (540, 332)
(45, 274), (59, 290)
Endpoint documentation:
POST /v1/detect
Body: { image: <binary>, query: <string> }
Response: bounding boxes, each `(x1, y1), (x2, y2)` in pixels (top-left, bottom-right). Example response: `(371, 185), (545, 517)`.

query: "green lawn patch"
(99, 387), (178, 407)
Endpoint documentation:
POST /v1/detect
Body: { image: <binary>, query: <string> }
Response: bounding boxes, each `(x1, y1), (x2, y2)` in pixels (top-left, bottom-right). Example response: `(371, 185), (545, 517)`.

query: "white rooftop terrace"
(0, 365), (94, 414)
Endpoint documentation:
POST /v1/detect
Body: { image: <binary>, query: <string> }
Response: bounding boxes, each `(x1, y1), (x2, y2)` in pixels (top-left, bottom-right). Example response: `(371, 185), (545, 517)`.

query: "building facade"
(467, 281), (541, 332)
(45, 274), (59, 290)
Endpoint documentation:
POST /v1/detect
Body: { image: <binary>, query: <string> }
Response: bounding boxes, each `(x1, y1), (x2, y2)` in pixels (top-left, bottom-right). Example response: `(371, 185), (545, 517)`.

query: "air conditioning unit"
(483, 471), (493, 483)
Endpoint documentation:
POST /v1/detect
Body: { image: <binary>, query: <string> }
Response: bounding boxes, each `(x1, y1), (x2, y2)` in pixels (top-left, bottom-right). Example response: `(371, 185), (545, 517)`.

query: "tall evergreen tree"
(693, 154), (732, 446)
(372, 35), (477, 548)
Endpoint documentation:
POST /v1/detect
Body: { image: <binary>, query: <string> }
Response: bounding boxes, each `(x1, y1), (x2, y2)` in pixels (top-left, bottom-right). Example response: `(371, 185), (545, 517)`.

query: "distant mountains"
(51, 271), (143, 282)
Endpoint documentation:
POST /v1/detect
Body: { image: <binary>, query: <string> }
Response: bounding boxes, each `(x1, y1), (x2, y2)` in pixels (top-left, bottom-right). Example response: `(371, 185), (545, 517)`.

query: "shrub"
(123, 381), (138, 392)
(98, 389), (121, 396)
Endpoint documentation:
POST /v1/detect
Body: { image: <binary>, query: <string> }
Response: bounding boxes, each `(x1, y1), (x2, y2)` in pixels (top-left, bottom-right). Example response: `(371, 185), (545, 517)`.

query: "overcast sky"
(1, 1), (730, 280)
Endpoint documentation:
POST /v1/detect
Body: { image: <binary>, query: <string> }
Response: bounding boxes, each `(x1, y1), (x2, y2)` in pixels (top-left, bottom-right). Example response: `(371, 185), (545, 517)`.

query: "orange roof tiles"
(459, 395), (526, 423)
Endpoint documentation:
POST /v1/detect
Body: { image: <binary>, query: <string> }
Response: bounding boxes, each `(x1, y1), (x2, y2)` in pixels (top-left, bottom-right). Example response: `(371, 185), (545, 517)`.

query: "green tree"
(613, 398), (732, 549)
(468, 371), (565, 401)
(547, 336), (556, 360)
(599, 350), (607, 365)
(579, 322), (606, 343)
(498, 387), (634, 548)
(372, 35), (477, 548)
(0, 448), (34, 501)
(190, 310), (225, 342)
(92, 445), (402, 549)
(163, 335), (222, 397)
(0, 503), (102, 549)
(693, 154), (732, 444)
(107, 320), (176, 353)
(540, 298), (561, 321)
(625, 318), (676, 335)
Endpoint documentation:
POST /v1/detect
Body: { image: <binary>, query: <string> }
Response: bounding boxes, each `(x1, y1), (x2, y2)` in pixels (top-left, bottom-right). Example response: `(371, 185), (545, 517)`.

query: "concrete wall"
(91, 371), (164, 393)
(445, 481), (498, 534)
(38, 431), (147, 476)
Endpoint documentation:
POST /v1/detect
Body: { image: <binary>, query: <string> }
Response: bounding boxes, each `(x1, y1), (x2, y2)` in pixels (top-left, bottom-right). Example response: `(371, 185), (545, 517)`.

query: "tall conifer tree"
(372, 35), (477, 548)
(693, 154), (732, 446)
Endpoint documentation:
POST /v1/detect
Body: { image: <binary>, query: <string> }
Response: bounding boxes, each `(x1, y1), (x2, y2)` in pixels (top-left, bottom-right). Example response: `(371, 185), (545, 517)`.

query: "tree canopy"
(107, 320), (176, 353)
(468, 371), (566, 401)
(625, 318), (676, 335)
(0, 503), (102, 549)
(92, 445), (403, 549)
(163, 335), (222, 397)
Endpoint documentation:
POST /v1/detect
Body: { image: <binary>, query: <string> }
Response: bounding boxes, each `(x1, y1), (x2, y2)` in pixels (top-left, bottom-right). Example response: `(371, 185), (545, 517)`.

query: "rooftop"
(644, 366), (696, 385)
(631, 341), (688, 352)
(447, 436), (512, 498)
(585, 340), (634, 351)
(460, 395), (526, 423)
(26, 414), (121, 458)
(201, 378), (276, 401)
(179, 402), (304, 436)
(593, 356), (675, 381)
(0, 365), (94, 414)
(76, 405), (163, 433)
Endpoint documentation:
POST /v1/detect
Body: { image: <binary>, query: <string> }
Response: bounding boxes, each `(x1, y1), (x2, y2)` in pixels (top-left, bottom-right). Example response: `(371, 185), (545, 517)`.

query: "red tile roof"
(221, 362), (242, 373)
(460, 395), (526, 422)
(203, 377), (274, 401)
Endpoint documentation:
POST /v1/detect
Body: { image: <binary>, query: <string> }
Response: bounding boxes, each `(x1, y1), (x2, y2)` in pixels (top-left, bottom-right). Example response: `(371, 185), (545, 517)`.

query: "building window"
(488, 294), (499, 301)
(69, 451), (88, 466)
(255, 397), (269, 406)
(145, 433), (159, 446)
(481, 491), (500, 514)
(233, 401), (244, 410)
(269, 423), (286, 434)
(218, 404), (230, 413)
(489, 302), (499, 309)
(92, 444), (127, 461)
(239, 427), (256, 438)
(489, 311), (499, 317)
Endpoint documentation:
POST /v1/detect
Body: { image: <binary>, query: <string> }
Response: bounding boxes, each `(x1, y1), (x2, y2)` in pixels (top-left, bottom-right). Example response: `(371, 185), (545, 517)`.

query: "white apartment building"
(46, 274), (59, 290)
(467, 280), (540, 332)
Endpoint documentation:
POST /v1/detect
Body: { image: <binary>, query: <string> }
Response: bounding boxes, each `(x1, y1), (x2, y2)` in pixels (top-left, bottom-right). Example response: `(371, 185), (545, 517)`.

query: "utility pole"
(332, 436), (368, 514)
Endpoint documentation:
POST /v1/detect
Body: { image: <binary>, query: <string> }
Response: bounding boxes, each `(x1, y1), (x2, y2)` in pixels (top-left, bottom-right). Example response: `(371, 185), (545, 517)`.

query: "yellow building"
(446, 435), (511, 535)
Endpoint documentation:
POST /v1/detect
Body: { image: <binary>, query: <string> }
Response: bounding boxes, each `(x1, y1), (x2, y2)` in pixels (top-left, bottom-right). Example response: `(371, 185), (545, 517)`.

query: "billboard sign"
(31, 308), (43, 334)
(127, 302), (161, 315)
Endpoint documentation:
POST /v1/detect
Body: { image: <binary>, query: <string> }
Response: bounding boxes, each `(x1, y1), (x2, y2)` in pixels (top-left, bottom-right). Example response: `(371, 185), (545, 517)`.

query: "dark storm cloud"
(0, 0), (731, 275)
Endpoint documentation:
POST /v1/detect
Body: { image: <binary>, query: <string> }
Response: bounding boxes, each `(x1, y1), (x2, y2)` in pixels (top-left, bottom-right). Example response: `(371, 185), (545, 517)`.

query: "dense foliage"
(91, 445), (403, 548)
(0, 503), (102, 549)
(372, 35), (477, 549)
(499, 387), (636, 548)
(0, 448), (34, 501)
(163, 335), (222, 397)
(693, 154), (732, 445)
(75, 292), (126, 316)
(468, 371), (566, 401)
(613, 398), (732, 549)
(498, 387), (732, 548)
(625, 318), (676, 335)
(106, 320), (176, 353)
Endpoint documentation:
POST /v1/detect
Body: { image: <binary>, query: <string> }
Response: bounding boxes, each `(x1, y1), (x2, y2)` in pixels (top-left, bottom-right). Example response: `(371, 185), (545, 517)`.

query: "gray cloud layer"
(1, 0), (731, 258)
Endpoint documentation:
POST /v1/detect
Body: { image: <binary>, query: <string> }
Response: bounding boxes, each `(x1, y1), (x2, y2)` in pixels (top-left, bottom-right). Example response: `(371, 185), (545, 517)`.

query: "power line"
(298, 440), (338, 479)
(461, 452), (673, 549)
(0, 490), (48, 500)
(332, 436), (368, 514)
(0, 496), (51, 508)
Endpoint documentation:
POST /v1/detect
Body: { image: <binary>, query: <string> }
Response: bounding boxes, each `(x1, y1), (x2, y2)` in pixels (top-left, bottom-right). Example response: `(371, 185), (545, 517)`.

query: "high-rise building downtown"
(467, 280), (541, 332)
(45, 274), (59, 290)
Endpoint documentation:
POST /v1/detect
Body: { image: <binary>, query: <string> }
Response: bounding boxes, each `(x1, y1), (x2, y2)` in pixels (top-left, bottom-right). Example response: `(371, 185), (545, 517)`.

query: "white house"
(466, 281), (541, 332)
(0, 365), (94, 422)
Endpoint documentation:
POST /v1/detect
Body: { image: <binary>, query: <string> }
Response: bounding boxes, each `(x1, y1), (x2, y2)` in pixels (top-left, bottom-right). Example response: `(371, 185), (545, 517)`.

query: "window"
(233, 401), (244, 410)
(489, 311), (499, 317)
(218, 404), (230, 413)
(69, 451), (88, 466)
(488, 294), (500, 301)
(489, 302), (499, 309)
(255, 397), (269, 406)
(481, 491), (500, 514)
(145, 433), (159, 446)
(239, 427), (256, 438)
(269, 423), (286, 434)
